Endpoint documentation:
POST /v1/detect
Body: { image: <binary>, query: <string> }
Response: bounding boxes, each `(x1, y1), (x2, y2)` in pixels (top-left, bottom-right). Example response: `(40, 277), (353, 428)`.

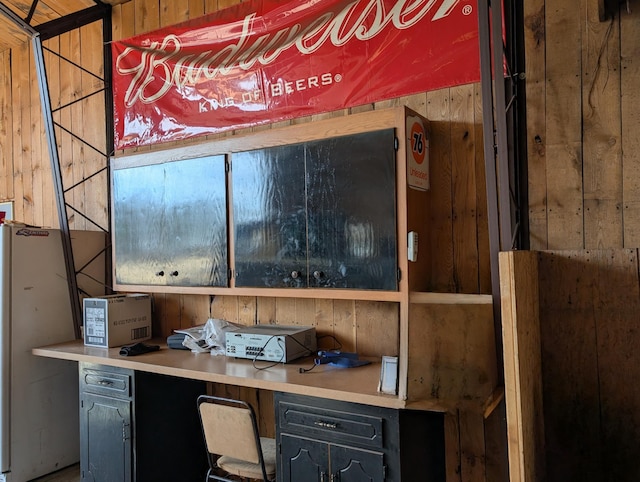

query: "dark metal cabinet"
(232, 129), (398, 290)
(112, 155), (228, 287)
(275, 392), (445, 482)
(79, 364), (133, 482)
(79, 363), (208, 482)
(80, 392), (132, 482)
(281, 434), (385, 482)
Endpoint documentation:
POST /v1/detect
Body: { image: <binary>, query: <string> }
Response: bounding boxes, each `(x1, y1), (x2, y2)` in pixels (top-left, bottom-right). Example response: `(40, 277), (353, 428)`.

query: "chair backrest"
(198, 395), (262, 464)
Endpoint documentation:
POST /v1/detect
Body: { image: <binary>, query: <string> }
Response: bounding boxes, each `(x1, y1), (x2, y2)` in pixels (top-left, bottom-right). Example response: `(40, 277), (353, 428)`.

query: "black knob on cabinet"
(170, 271), (179, 277)
(313, 270), (324, 279)
(156, 271), (165, 277)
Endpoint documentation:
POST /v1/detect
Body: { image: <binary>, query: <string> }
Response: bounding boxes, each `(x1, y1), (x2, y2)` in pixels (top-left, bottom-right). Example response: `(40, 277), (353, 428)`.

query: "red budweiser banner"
(112, 0), (480, 149)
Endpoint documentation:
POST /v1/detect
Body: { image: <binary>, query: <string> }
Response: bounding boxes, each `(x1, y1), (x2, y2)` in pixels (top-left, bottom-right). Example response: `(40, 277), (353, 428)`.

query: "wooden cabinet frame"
(110, 106), (499, 412)
(111, 106), (431, 302)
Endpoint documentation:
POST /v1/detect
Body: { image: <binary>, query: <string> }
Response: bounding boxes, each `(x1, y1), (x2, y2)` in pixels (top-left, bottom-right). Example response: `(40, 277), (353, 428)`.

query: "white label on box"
(85, 306), (105, 337)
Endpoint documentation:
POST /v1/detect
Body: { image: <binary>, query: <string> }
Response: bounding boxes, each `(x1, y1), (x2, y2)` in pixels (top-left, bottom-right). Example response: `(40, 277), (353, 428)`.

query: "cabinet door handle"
(290, 270), (301, 279)
(170, 271), (179, 277)
(313, 270), (325, 280)
(156, 270), (165, 277)
(330, 474), (338, 482)
(314, 420), (338, 429)
(122, 422), (130, 442)
(97, 379), (113, 386)
(320, 472), (327, 482)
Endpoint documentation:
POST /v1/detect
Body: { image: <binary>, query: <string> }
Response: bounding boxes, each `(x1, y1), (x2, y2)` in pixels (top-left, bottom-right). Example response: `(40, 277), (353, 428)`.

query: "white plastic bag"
(177, 318), (242, 355)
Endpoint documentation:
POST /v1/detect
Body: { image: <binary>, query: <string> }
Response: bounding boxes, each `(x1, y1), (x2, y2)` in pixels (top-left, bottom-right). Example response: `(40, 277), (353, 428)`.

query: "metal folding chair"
(197, 395), (276, 482)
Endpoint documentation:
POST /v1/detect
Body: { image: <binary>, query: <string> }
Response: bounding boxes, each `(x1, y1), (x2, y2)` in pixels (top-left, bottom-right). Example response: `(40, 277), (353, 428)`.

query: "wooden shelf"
(34, 340), (409, 410)
(410, 292), (493, 304)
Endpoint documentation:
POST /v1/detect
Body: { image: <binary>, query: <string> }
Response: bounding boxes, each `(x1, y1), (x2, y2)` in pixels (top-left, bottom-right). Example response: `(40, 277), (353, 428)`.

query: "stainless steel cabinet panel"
(232, 144), (307, 288)
(232, 129), (397, 290)
(113, 155), (227, 287)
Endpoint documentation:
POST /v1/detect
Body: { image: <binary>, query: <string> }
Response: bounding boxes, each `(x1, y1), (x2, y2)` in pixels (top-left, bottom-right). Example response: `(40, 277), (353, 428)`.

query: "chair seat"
(217, 437), (277, 480)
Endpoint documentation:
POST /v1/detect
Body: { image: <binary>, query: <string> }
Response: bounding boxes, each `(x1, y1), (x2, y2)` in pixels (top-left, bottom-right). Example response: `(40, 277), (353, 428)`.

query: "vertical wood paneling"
(535, 249), (640, 480)
(187, 0), (206, 19)
(544, 0), (583, 248)
(28, 47), (43, 227)
(204, 0), (218, 14)
(353, 301), (398, 358)
(0, 49), (12, 201)
(525, 0), (636, 251)
(592, 250), (640, 480)
(524, 0), (547, 249)
(451, 84), (478, 292)
(459, 411), (486, 481)
(621, 6), (640, 245)
(399, 92), (427, 116)
(332, 299), (356, 353)
(112, 1), (135, 41)
(211, 294), (240, 323)
(314, 299), (336, 348)
(81, 21), (108, 231)
(179, 294), (212, 328)
(160, 1), (189, 26)
(426, 88), (455, 292)
(58, 31), (75, 230)
(237, 296), (257, 325)
(42, 37), (58, 226)
(445, 412), (462, 482)
(218, 0), (240, 9)
(134, 0), (160, 34)
(500, 250), (545, 482)
(581, 2), (622, 248)
(538, 252), (602, 481)
(256, 297), (276, 324)
(484, 401), (509, 482)
(70, 27), (85, 230)
(12, 43), (29, 223)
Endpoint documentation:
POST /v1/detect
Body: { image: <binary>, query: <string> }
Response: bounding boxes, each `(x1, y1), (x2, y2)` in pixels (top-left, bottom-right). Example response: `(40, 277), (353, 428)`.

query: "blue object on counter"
(314, 350), (370, 368)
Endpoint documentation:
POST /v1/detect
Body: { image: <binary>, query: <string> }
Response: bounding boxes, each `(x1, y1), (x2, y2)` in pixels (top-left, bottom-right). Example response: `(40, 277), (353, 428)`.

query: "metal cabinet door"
(113, 155), (227, 287)
(280, 434), (329, 482)
(232, 144), (307, 288)
(330, 444), (385, 482)
(306, 129), (397, 290)
(80, 392), (132, 482)
(233, 129), (397, 290)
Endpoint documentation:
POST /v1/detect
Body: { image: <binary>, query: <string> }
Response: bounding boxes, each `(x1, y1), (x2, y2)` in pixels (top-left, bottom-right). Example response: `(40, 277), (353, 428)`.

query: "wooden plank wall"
(0, 1), (501, 481)
(501, 249), (640, 481)
(499, 251), (545, 482)
(538, 249), (640, 481)
(525, 0), (640, 249)
(521, 0), (640, 479)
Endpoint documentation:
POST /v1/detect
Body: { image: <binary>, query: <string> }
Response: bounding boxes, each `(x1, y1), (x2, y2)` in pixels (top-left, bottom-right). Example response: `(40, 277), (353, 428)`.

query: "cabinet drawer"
(80, 363), (132, 399)
(278, 400), (384, 449)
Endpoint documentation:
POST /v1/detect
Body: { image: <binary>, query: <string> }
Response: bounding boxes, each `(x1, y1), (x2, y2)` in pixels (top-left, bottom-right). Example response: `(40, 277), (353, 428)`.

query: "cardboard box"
(83, 294), (152, 347)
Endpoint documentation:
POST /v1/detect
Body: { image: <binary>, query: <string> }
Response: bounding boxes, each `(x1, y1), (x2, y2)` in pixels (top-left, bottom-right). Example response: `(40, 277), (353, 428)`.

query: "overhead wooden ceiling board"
(0, 0), (130, 52)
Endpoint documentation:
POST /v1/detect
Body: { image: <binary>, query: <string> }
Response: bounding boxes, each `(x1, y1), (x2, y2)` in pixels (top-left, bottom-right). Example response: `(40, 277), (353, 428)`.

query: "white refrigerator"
(0, 225), (104, 482)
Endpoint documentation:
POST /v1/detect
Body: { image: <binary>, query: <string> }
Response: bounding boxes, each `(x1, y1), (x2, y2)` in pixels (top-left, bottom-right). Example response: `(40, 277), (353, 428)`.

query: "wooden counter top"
(33, 339), (415, 410)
